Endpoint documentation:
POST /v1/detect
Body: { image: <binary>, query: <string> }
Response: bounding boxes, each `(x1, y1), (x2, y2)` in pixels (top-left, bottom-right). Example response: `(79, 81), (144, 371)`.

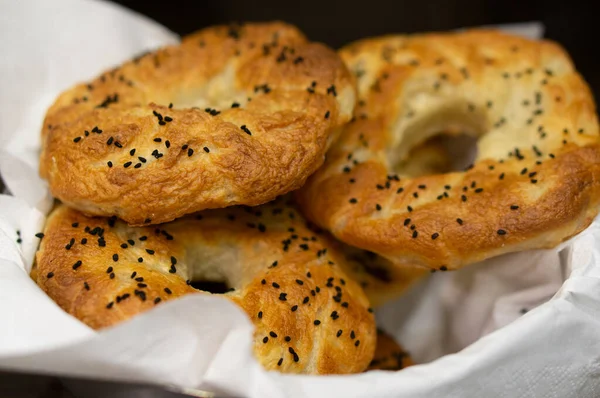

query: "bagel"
(334, 240), (427, 307)
(297, 29), (600, 272)
(34, 198), (375, 374)
(367, 329), (414, 371)
(40, 22), (355, 226)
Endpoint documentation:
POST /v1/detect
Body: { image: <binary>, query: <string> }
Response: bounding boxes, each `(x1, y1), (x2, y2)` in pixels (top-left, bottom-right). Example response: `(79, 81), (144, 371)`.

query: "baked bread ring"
(333, 240), (427, 307)
(297, 29), (600, 272)
(366, 329), (414, 371)
(34, 198), (375, 374)
(40, 22), (355, 226)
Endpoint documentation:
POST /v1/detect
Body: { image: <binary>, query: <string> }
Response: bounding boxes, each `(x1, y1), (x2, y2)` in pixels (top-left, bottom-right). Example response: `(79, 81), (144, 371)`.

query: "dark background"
(114, 0), (600, 100)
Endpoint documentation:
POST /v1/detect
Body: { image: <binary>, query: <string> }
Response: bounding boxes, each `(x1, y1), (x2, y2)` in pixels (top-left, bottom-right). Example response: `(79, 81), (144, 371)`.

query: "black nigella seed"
(35, 233), (45, 239)
(187, 148), (194, 157)
(203, 147), (210, 153)
(110, 273), (115, 279)
(457, 218), (463, 225)
(349, 198), (357, 204)
(146, 249), (155, 255)
(263, 337), (269, 344)
(303, 297), (309, 304)
(296, 279), (304, 285)
(106, 266), (113, 273)
(342, 302), (349, 308)
(279, 293), (287, 301)
(123, 161), (132, 168)
(258, 311), (263, 318)
(130, 149), (136, 156)
(106, 302), (114, 309)
(72, 260), (82, 270)
(314, 320), (321, 325)
(47, 272), (54, 278)
(112, 254), (118, 261)
(114, 142), (122, 148)
(73, 137), (81, 143)
(107, 161), (113, 168)
(164, 287), (172, 295)
(432, 233), (439, 240)
(412, 231), (418, 238)
(355, 340), (360, 347)
(240, 125), (252, 135)
(350, 330), (356, 339)
(497, 229), (507, 235)
(324, 111), (330, 119)
(291, 305), (298, 312)
(261, 279), (266, 285)
(272, 282), (280, 288)
(138, 257), (143, 262)
(270, 331), (277, 338)
(154, 298), (161, 304)
(337, 330), (343, 338)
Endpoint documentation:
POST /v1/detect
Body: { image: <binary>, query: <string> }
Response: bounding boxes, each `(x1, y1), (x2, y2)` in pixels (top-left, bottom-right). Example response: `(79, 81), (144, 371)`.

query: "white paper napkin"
(1, 1), (599, 397)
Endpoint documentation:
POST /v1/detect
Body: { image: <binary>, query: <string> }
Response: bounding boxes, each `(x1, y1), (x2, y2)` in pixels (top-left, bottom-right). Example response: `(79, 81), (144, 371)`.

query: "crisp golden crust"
(297, 29), (600, 272)
(366, 329), (414, 371)
(40, 22), (355, 226)
(35, 198), (375, 375)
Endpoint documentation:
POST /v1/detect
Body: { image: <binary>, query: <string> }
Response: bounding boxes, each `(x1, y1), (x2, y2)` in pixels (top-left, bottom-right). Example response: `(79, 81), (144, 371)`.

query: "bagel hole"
(189, 279), (231, 294)
(395, 132), (478, 178)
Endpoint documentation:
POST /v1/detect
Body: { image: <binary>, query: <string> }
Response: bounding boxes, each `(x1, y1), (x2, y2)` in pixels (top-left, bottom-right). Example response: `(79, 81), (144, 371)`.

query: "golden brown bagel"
(40, 22), (355, 226)
(366, 329), (414, 371)
(333, 240), (427, 307)
(34, 198), (375, 375)
(297, 29), (600, 272)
